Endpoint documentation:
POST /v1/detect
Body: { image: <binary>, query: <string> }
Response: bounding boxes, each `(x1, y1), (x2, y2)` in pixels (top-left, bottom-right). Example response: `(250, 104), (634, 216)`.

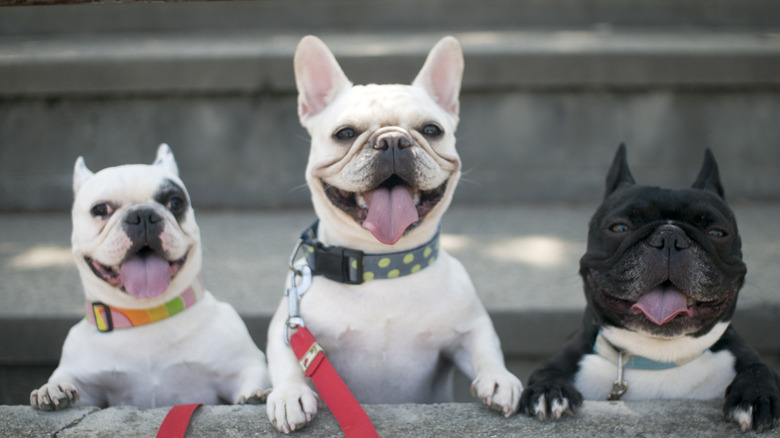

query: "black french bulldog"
(519, 145), (780, 432)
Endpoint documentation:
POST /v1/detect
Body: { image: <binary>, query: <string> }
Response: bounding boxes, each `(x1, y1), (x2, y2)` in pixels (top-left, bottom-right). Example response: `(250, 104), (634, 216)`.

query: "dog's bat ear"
(73, 156), (94, 194)
(412, 36), (464, 116)
(153, 143), (179, 176)
(692, 148), (725, 199)
(604, 143), (635, 198)
(294, 35), (353, 123)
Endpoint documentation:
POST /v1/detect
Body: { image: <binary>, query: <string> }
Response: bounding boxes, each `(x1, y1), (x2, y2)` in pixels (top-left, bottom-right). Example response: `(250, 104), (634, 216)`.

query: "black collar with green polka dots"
(299, 220), (440, 285)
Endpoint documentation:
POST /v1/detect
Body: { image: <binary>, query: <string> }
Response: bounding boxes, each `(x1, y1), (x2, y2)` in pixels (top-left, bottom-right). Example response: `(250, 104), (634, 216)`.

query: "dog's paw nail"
(550, 398), (569, 419)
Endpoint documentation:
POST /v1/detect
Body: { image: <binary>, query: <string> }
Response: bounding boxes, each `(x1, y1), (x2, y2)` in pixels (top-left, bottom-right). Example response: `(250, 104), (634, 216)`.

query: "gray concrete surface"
(2, 400), (778, 437)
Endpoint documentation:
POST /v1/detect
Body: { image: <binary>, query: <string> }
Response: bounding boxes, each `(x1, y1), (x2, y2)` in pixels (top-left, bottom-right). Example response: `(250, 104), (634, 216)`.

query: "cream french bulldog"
(266, 35), (522, 433)
(30, 144), (270, 410)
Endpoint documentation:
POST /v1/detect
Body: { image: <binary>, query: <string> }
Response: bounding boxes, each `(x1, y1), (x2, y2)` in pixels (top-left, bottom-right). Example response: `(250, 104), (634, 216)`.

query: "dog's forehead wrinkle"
(78, 166), (179, 208)
(635, 187), (733, 218)
(335, 85), (449, 129)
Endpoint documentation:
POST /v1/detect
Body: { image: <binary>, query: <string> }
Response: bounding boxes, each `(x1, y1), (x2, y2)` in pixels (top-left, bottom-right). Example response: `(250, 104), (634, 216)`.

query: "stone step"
(2, 401), (779, 437)
(3, 0), (780, 35)
(2, 203), (779, 404)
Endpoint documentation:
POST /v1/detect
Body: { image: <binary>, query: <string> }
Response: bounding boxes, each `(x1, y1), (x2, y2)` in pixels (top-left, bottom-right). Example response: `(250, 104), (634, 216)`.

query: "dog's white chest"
(59, 294), (263, 407)
(574, 348), (736, 401)
(293, 252), (481, 403)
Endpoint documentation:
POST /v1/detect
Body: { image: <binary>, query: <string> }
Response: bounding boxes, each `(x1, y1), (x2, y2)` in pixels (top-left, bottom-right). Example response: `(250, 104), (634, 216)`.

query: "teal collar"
(594, 333), (704, 371)
(594, 332), (708, 400)
(298, 220), (440, 284)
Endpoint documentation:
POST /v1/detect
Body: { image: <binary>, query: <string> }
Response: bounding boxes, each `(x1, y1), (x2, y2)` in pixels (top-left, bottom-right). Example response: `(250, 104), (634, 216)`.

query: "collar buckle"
(90, 302), (114, 333)
(313, 244), (364, 285)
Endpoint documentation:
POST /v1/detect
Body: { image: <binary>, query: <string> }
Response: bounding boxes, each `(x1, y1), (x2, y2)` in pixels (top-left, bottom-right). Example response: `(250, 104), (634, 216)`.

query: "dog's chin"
(85, 247), (188, 298)
(596, 282), (733, 338)
(322, 174), (448, 237)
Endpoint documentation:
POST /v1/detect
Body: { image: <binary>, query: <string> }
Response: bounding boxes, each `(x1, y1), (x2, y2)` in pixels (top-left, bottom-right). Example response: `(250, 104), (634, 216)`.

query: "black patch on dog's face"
(114, 179), (190, 266)
(153, 178), (190, 224)
(580, 146), (746, 337)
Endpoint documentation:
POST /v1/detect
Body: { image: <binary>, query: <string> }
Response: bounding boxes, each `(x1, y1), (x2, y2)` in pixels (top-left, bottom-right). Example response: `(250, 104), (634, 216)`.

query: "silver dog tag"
(607, 350), (628, 400)
(607, 380), (628, 400)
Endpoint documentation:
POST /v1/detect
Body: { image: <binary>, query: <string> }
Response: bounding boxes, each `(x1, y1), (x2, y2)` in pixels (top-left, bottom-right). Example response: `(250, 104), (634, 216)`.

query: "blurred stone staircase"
(2, 0), (780, 211)
(1, 1), (780, 434)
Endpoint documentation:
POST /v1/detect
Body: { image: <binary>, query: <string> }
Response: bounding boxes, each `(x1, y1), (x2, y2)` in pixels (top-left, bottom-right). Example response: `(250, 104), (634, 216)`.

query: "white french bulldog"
(266, 35), (522, 433)
(30, 144), (270, 410)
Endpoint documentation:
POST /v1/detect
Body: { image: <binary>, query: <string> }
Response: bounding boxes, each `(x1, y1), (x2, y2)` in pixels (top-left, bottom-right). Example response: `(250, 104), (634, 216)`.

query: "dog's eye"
(708, 228), (727, 238)
(334, 127), (357, 141)
(166, 196), (186, 214)
(421, 124), (443, 138)
(90, 203), (113, 218)
(610, 223), (630, 233)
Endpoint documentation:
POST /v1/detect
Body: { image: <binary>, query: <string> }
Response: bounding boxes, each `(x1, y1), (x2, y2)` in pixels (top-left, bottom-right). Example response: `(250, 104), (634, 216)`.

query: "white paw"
(30, 382), (79, 411)
(531, 394), (573, 421)
(550, 396), (572, 419)
(532, 394), (547, 420)
(471, 370), (523, 417)
(236, 388), (271, 405)
(266, 384), (319, 434)
(727, 406), (754, 432)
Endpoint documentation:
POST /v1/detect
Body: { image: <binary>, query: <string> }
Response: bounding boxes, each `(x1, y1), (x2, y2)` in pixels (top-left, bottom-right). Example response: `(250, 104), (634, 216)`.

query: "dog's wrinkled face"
(581, 146), (746, 338)
(295, 36), (463, 246)
(71, 144), (201, 306)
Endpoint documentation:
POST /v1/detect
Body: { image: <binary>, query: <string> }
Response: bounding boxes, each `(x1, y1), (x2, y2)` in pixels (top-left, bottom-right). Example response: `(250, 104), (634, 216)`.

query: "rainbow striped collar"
(86, 278), (205, 333)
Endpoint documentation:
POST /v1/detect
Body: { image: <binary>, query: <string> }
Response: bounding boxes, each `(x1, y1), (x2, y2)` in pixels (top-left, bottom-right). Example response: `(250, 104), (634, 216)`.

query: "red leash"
(290, 326), (379, 438)
(156, 403), (203, 438)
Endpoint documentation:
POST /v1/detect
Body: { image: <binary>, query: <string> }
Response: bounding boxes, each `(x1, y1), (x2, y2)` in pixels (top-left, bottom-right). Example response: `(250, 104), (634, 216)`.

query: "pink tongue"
(632, 286), (691, 325)
(362, 185), (419, 245)
(119, 253), (171, 299)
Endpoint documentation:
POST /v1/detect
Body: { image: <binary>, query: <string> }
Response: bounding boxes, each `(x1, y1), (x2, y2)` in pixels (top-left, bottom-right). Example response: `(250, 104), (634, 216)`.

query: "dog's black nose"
(124, 208), (164, 244)
(372, 132), (412, 151)
(648, 224), (691, 251)
(370, 131), (416, 178)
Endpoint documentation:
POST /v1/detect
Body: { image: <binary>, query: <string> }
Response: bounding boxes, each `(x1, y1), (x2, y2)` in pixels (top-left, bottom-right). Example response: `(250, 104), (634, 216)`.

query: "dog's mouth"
(85, 247), (187, 299)
(323, 174), (448, 245)
(600, 280), (731, 328)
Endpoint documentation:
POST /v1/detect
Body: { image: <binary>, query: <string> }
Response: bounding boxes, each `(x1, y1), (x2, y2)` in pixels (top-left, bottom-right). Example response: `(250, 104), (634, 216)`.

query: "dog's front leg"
(266, 301), (319, 434)
(715, 326), (780, 432)
(232, 360), (272, 405)
(518, 324), (596, 421)
(453, 312), (523, 417)
(30, 365), (84, 411)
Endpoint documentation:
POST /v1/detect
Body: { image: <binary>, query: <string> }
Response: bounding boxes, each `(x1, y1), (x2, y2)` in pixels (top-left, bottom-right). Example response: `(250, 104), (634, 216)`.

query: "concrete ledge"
(3, 400), (778, 437)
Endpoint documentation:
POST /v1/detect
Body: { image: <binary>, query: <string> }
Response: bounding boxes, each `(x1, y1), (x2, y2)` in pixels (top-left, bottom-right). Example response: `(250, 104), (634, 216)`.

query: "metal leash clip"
(284, 239), (312, 345)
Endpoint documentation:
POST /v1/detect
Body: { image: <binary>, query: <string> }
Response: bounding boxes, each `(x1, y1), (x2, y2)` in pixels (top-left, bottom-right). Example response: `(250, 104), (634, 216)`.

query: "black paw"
(520, 378), (583, 421)
(723, 364), (780, 432)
